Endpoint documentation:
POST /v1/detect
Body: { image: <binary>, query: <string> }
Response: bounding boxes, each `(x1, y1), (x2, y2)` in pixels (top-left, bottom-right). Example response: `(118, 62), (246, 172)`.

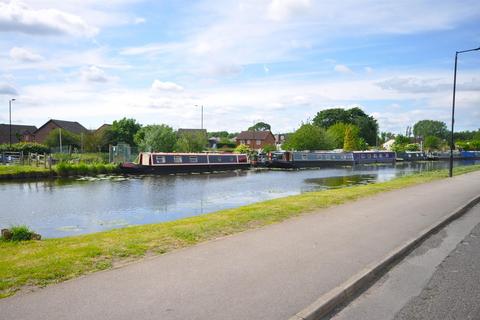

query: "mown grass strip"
(1, 165), (480, 298)
(0, 163), (119, 180)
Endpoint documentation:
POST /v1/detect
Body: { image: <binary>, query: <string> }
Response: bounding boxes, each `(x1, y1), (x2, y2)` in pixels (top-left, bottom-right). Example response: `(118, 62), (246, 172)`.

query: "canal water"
(0, 161), (477, 238)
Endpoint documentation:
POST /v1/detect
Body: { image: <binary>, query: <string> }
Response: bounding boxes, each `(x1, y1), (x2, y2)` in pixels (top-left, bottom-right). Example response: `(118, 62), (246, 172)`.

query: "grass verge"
(1, 165), (480, 298)
(0, 165), (51, 180)
(0, 163), (119, 180)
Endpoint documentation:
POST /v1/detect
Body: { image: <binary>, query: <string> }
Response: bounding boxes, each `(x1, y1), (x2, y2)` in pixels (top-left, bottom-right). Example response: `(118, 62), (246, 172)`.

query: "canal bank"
(1, 167), (480, 319)
(1, 165), (480, 300)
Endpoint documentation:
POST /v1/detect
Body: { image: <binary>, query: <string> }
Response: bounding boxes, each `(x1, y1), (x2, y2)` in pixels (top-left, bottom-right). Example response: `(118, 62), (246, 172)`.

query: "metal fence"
(109, 143), (137, 163)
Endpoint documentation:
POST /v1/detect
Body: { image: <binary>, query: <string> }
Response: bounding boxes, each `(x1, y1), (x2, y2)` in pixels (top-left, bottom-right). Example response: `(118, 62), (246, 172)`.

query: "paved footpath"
(2, 171), (480, 320)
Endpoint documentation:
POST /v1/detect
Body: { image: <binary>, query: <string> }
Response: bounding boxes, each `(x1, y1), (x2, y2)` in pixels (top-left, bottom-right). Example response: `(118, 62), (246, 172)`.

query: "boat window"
(174, 156), (182, 163)
(373, 154), (377, 158)
(217, 157), (222, 162)
(378, 154), (383, 158)
(189, 156), (198, 163)
(367, 154), (371, 158)
(302, 154), (307, 160)
(361, 154), (366, 159)
(154, 156), (166, 164)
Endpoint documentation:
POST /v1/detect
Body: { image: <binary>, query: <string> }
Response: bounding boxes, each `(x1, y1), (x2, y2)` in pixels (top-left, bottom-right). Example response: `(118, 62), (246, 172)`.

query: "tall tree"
(282, 124), (333, 151)
(134, 125), (176, 152)
(248, 122), (271, 132)
(44, 129), (80, 149)
(327, 123), (360, 149)
(110, 118), (142, 146)
(413, 120), (448, 139)
(174, 131), (208, 152)
(312, 107), (378, 145)
(343, 126), (358, 151)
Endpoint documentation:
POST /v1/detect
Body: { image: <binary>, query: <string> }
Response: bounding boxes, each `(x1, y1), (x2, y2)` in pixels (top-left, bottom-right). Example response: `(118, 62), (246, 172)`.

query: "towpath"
(2, 171), (480, 320)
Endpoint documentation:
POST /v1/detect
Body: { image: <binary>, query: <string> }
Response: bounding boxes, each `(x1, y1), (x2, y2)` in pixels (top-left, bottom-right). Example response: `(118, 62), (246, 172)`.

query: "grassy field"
(1, 164), (480, 298)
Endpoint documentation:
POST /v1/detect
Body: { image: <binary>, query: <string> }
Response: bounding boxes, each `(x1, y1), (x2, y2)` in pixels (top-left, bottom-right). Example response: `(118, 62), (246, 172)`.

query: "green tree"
(343, 126), (358, 151)
(208, 131), (229, 138)
(234, 143), (253, 155)
(405, 143), (420, 151)
(282, 124), (333, 151)
(248, 122), (271, 132)
(262, 144), (277, 153)
(413, 120), (448, 139)
(110, 118), (142, 146)
(44, 129), (80, 149)
(174, 131), (207, 152)
(134, 124), (177, 152)
(312, 107), (378, 145)
(326, 123), (361, 149)
(424, 135), (441, 151)
(391, 135), (411, 152)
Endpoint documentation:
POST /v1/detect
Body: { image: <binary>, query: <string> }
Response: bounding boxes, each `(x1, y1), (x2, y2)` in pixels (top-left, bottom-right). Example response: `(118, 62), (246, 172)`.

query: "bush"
(0, 225), (40, 241)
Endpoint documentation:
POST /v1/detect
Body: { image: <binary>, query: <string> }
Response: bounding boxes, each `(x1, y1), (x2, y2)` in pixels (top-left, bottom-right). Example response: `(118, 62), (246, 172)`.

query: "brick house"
(235, 131), (276, 150)
(0, 124), (37, 144)
(34, 119), (89, 144)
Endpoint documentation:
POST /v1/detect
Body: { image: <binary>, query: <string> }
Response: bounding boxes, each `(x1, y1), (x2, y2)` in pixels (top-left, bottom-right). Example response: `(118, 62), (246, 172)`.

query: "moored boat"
(121, 152), (250, 174)
(268, 150), (396, 168)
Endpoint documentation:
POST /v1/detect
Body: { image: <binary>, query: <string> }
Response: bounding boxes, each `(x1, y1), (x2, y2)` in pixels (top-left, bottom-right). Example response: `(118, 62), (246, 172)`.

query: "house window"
(256, 140), (261, 145)
(174, 156), (182, 163)
(241, 140), (245, 144)
(189, 156), (198, 163)
(247, 140), (251, 144)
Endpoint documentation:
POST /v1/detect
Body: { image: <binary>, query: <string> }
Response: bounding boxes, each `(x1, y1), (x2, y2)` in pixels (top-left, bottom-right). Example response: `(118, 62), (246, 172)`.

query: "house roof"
(36, 119), (88, 135)
(96, 124), (112, 132)
(236, 131), (274, 140)
(0, 124), (37, 144)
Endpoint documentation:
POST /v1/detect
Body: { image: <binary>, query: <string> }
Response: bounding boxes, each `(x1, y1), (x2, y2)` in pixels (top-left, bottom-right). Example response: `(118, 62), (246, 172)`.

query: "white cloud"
(151, 80), (184, 92)
(10, 47), (43, 62)
(0, 1), (98, 37)
(364, 67), (373, 73)
(133, 17), (146, 24)
(267, 0), (311, 21)
(334, 64), (353, 74)
(0, 83), (18, 95)
(81, 66), (111, 83)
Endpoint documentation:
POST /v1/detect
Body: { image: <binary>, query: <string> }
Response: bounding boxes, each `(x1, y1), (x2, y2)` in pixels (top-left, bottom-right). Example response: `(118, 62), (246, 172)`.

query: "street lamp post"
(449, 46), (480, 177)
(9, 98), (16, 147)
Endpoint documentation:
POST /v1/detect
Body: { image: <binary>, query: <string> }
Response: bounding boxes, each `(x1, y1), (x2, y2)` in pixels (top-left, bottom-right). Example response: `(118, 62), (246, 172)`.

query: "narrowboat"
(428, 151), (480, 161)
(396, 151), (428, 161)
(352, 151), (396, 164)
(268, 150), (396, 168)
(268, 151), (355, 168)
(120, 152), (250, 174)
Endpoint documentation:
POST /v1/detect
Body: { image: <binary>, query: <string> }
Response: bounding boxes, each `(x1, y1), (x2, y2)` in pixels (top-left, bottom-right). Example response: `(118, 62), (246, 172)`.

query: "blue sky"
(0, 0), (479, 134)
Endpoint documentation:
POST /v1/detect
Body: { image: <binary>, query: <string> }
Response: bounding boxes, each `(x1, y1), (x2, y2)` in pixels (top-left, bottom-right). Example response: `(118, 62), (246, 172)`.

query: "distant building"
(34, 119), (89, 143)
(235, 131), (276, 150)
(95, 124), (112, 133)
(0, 124), (37, 144)
(382, 139), (396, 151)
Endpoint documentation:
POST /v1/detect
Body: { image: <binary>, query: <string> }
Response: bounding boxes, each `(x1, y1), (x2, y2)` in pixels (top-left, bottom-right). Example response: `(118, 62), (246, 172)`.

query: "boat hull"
(121, 163), (251, 175)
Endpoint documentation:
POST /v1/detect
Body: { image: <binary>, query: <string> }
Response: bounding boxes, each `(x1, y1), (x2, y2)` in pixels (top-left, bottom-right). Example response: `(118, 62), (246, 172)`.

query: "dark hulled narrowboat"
(352, 151), (396, 164)
(121, 152), (250, 174)
(268, 150), (396, 168)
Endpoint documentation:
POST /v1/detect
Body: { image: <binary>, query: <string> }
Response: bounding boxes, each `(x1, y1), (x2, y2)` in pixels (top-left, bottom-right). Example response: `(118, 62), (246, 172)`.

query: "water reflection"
(0, 160), (477, 238)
